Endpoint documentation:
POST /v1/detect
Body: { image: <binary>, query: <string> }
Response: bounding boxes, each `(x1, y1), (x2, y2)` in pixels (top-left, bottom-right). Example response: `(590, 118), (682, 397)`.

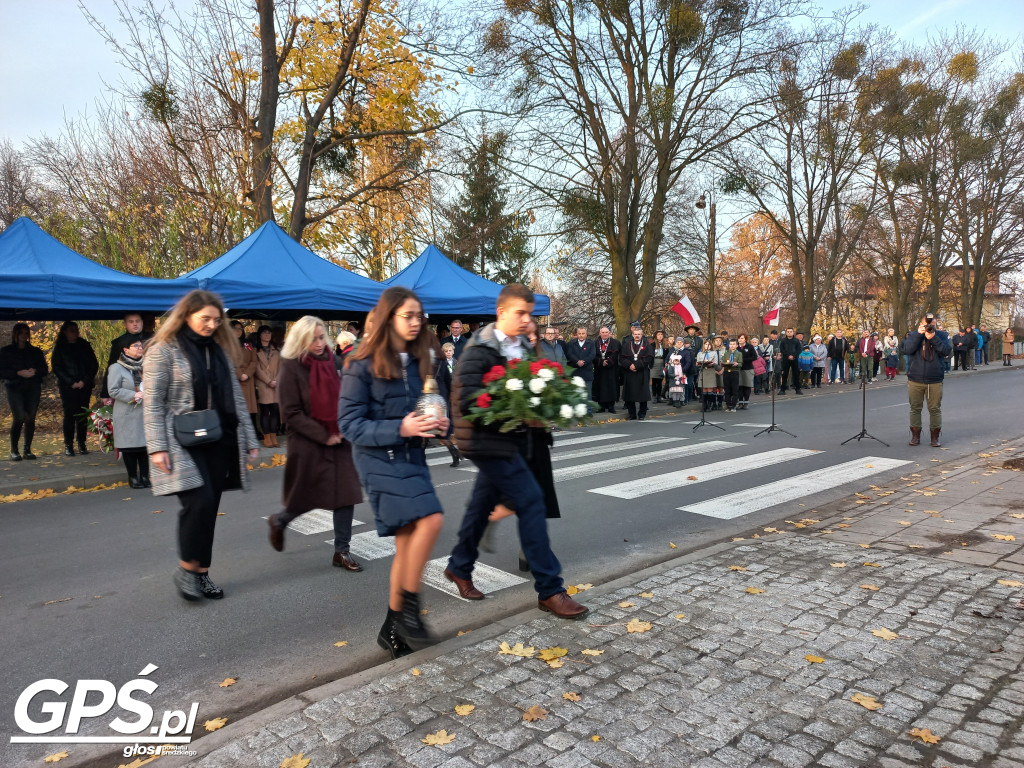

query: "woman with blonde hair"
(267, 316), (364, 571)
(144, 290), (259, 601)
(340, 287), (447, 656)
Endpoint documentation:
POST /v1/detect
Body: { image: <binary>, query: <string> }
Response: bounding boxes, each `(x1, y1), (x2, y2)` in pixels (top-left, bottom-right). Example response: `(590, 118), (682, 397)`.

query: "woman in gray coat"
(144, 290), (259, 602)
(107, 336), (149, 488)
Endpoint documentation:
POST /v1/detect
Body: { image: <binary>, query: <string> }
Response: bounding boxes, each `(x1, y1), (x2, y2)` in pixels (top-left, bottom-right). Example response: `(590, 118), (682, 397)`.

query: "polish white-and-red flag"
(670, 295), (701, 325)
(763, 302), (782, 326)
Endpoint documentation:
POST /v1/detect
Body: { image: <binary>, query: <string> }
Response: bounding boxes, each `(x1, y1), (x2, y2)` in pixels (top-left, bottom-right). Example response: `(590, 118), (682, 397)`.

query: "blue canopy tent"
(185, 221), (383, 319)
(0, 217), (199, 320)
(383, 245), (550, 317)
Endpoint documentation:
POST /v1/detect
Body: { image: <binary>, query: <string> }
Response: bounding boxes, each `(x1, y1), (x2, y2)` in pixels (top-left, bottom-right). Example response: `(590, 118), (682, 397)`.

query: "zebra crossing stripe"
(456, 436), (689, 473)
(261, 510), (365, 535)
(426, 431), (618, 466)
(590, 447), (818, 499)
(421, 558), (529, 601)
(551, 440), (741, 482)
(679, 456), (910, 519)
(345, 531), (396, 560)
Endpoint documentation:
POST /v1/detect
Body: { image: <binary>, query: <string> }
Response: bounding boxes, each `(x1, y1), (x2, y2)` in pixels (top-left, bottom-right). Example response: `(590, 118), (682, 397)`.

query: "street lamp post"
(695, 192), (716, 333)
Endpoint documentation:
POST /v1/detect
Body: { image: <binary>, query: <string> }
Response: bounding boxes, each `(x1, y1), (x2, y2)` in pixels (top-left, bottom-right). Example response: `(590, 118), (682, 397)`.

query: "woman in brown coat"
(1003, 328), (1016, 366)
(254, 325), (281, 447)
(267, 316), (364, 571)
(231, 321), (262, 440)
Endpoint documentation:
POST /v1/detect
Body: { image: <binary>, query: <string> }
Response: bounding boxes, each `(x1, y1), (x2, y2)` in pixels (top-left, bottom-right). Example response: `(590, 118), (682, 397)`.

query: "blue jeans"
(828, 359), (845, 382)
(448, 454), (563, 599)
(975, 349), (982, 365)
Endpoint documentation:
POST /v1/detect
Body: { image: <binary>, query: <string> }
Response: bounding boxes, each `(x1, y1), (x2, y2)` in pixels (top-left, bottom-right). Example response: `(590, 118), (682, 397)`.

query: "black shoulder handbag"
(173, 360), (223, 447)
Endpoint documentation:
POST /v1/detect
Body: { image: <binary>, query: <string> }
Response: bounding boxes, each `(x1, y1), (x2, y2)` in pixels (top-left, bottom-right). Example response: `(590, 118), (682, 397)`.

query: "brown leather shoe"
(909, 427), (921, 446)
(930, 428), (941, 447)
(268, 517), (284, 551)
(333, 553), (363, 571)
(444, 567), (484, 599)
(538, 591), (589, 619)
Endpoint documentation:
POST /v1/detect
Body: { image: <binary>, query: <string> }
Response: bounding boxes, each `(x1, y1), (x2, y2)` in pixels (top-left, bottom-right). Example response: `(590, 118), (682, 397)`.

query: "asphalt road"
(2, 365), (1021, 767)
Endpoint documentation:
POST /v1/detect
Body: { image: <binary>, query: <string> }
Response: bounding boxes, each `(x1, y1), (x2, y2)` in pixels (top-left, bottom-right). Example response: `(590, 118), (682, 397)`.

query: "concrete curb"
(160, 538), (742, 767)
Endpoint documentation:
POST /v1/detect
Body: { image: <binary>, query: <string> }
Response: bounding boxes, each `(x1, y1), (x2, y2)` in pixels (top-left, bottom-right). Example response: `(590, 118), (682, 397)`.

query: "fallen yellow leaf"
(728, 565), (748, 572)
(498, 642), (536, 658)
(897, 521), (912, 526)
(626, 618), (653, 633)
(563, 692), (581, 701)
(675, 613), (686, 620)
(454, 704), (475, 716)
(618, 601), (635, 608)
(591, 735), (601, 742)
(280, 754), (312, 768)
(871, 628), (899, 640)
(763, 527), (780, 533)
(908, 727), (940, 744)
(638, 591), (654, 598)
(830, 562), (846, 568)
(523, 705), (548, 722)
(581, 649), (605, 656)
(861, 584), (880, 591)
(998, 579), (1024, 587)
(992, 534), (1017, 541)
(204, 717), (228, 732)
(851, 693), (882, 710)
(863, 562), (882, 568)
(669, 542), (677, 548)
(333, 641), (348, 647)
(43, 752), (69, 763)
(411, 669), (421, 676)
(566, 585), (578, 595)
(573, 583), (594, 591)
(805, 655), (824, 664)
(538, 647), (568, 661)
(545, 658), (565, 669)
(687, 475), (698, 480)
(745, 587), (766, 594)
(218, 677), (237, 688)
(1009, 513), (1024, 519)
(421, 729), (456, 745)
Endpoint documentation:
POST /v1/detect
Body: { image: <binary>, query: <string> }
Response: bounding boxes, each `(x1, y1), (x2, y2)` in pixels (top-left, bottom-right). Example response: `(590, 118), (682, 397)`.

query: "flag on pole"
(670, 295), (701, 326)
(763, 302), (781, 326)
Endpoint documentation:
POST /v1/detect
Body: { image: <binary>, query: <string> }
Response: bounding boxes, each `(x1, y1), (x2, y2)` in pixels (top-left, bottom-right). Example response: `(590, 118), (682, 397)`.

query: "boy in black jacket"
(447, 284), (587, 619)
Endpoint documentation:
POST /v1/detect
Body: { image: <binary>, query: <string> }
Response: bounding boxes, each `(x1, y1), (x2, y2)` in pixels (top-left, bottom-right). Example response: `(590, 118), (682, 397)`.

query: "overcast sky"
(1, 0), (1022, 147)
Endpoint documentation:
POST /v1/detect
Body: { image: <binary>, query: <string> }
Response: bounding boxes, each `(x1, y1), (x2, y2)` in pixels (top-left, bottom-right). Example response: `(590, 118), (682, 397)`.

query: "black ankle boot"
(395, 590), (435, 651)
(78, 443), (89, 456)
(447, 443), (461, 468)
(64, 445), (75, 457)
(377, 609), (414, 659)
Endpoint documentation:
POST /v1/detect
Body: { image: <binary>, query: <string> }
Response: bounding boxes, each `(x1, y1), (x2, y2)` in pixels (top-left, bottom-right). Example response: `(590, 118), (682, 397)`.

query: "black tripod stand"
(754, 374), (795, 438)
(692, 369), (725, 433)
(841, 371), (889, 446)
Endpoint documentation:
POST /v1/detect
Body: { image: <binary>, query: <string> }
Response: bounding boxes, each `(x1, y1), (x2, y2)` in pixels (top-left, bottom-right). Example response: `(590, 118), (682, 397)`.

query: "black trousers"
(121, 447), (149, 482)
(723, 373), (740, 408)
(6, 384), (41, 450)
(779, 359), (801, 391)
(810, 368), (824, 387)
(625, 400), (648, 419)
(651, 378), (663, 399)
(176, 441), (229, 568)
(954, 351), (969, 370)
(259, 403), (280, 436)
(275, 505), (354, 554)
(59, 386), (92, 447)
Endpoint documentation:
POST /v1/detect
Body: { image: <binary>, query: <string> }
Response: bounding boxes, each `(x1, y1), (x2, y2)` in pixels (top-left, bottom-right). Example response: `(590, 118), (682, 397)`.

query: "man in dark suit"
(565, 326), (597, 400)
(592, 326), (620, 413)
(442, 319), (470, 360)
(101, 312), (154, 401)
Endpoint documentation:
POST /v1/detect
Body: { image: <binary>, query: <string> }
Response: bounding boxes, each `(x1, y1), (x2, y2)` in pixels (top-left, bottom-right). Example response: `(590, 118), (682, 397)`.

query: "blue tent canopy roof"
(184, 221), (382, 318)
(383, 245), (550, 316)
(0, 217), (198, 320)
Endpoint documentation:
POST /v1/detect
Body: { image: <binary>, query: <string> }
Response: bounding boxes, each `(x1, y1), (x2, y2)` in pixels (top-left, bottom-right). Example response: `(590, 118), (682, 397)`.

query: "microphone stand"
(841, 370), (889, 446)
(754, 367), (795, 437)
(693, 364), (725, 433)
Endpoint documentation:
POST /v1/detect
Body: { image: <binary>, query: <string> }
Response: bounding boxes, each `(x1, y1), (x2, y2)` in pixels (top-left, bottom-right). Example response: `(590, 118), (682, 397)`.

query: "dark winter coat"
(564, 338), (596, 381)
(339, 353), (442, 534)
(592, 337), (620, 402)
(827, 337), (849, 360)
(778, 336), (802, 361)
(51, 340), (99, 392)
(450, 323), (530, 460)
(0, 343), (48, 390)
(278, 356), (362, 514)
(102, 331), (154, 399)
(904, 330), (951, 384)
(618, 336), (654, 402)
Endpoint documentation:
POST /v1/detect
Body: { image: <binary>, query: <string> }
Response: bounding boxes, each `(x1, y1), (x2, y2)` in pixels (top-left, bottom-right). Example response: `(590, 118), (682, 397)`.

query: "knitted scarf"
(302, 349), (340, 436)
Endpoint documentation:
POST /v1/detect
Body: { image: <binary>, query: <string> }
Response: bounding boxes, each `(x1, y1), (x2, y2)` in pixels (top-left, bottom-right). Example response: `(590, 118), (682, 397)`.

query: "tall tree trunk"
(253, 0), (281, 225)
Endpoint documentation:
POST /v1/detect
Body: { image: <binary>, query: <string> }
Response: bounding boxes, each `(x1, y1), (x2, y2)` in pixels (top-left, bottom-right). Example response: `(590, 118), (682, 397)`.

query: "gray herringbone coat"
(143, 339), (258, 496)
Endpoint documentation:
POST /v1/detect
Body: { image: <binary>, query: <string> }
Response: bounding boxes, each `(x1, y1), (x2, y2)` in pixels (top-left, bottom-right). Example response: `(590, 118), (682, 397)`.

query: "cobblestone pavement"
(167, 442), (1024, 768)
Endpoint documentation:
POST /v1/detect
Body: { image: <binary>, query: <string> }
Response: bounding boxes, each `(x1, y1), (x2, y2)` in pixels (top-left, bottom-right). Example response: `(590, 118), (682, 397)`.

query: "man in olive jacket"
(447, 283), (587, 619)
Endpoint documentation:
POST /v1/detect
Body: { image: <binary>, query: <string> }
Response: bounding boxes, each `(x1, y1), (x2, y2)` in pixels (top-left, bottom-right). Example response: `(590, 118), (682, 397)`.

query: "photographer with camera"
(903, 313), (951, 447)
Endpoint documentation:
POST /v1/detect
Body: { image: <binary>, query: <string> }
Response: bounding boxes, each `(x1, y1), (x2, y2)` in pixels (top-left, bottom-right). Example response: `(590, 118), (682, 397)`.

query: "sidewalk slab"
(161, 534), (1024, 768)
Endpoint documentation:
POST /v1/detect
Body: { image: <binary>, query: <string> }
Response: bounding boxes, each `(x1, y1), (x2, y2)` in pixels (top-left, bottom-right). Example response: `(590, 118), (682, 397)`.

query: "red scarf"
(302, 351), (340, 436)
